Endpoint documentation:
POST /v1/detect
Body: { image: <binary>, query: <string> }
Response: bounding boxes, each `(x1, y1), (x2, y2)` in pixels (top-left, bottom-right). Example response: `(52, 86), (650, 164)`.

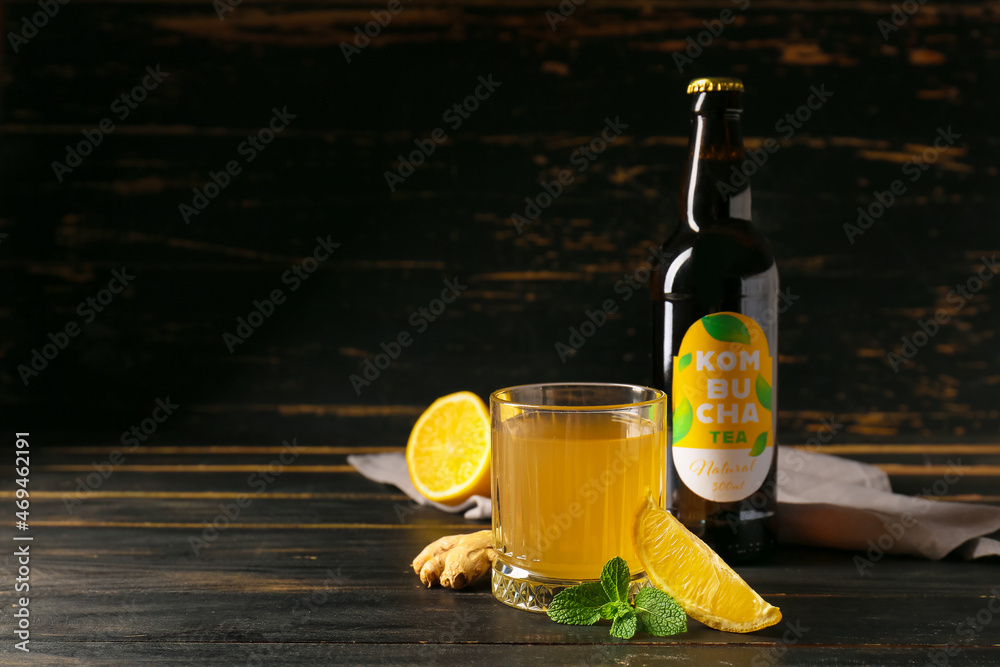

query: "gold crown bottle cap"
(686, 77), (744, 94)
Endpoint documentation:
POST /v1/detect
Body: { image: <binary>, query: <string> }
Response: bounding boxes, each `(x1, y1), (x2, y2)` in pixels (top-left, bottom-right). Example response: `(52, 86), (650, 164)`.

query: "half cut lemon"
(406, 391), (491, 504)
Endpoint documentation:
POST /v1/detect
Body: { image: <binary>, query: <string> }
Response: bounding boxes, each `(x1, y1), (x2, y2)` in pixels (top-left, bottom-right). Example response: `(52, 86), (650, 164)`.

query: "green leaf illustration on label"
(678, 353), (692, 373)
(673, 398), (692, 443)
(701, 314), (751, 345)
(749, 431), (768, 456)
(755, 373), (772, 411)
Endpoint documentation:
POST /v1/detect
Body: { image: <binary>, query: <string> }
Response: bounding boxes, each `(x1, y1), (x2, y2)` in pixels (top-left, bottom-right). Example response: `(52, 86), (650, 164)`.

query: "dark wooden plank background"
(2, 1), (999, 447)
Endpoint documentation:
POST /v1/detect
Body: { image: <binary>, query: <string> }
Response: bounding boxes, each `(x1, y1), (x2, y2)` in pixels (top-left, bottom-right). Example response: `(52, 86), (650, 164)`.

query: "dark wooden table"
(5, 441), (998, 664)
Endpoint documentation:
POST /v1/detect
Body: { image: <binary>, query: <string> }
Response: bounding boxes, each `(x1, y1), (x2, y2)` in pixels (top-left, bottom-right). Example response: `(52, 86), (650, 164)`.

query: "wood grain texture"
(1, 1), (998, 445)
(17, 643), (1000, 667)
(1, 448), (998, 665)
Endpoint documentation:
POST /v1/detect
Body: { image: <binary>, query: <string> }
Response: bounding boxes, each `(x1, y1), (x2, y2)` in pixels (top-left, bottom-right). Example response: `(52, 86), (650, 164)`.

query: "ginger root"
(411, 529), (497, 589)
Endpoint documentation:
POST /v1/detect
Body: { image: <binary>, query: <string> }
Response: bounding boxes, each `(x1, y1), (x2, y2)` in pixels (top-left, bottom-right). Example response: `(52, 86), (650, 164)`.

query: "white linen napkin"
(347, 453), (491, 520)
(776, 448), (1000, 561)
(348, 448), (1000, 560)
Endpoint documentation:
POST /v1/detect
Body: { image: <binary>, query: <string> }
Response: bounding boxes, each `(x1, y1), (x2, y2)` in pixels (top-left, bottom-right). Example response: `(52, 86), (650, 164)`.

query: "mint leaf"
(546, 558), (686, 641)
(601, 556), (630, 603)
(547, 582), (610, 626)
(634, 587), (687, 637)
(610, 610), (637, 639)
(600, 599), (629, 620)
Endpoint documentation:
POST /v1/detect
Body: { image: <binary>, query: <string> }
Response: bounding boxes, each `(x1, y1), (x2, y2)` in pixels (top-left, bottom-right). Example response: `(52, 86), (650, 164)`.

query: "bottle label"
(671, 312), (774, 502)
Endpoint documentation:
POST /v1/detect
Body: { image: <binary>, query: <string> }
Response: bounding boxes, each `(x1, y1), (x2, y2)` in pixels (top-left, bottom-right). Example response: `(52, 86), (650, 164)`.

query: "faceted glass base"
(491, 560), (649, 613)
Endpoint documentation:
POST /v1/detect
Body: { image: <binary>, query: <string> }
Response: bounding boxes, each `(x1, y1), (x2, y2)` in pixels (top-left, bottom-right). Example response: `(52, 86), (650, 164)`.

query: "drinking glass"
(490, 383), (666, 612)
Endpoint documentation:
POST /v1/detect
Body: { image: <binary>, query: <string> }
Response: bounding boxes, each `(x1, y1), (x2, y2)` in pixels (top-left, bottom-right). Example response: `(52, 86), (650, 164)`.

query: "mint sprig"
(546, 556), (687, 639)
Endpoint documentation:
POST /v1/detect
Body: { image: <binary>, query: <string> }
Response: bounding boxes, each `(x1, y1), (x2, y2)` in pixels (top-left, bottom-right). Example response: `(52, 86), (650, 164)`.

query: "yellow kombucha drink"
(492, 411), (665, 581)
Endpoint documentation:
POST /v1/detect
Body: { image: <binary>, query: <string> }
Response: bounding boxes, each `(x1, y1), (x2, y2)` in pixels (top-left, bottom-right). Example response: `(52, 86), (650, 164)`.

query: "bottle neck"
(680, 111), (751, 231)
